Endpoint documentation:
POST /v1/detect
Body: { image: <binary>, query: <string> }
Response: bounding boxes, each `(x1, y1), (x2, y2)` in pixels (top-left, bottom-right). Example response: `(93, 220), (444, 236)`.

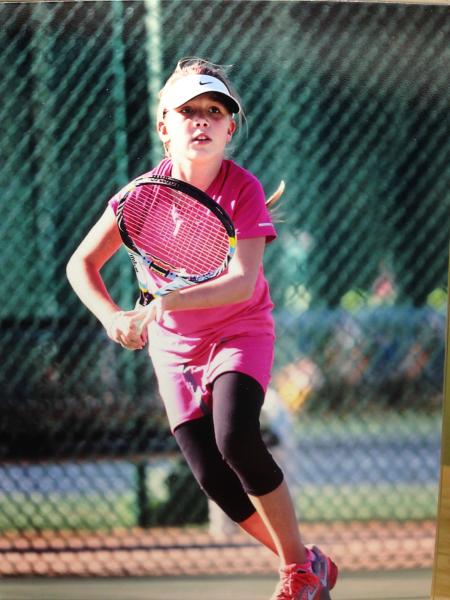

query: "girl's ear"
(227, 119), (236, 142)
(158, 120), (170, 144)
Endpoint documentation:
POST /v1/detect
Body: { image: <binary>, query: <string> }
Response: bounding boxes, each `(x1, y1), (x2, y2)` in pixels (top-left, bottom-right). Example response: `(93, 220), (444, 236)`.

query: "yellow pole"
(431, 251), (450, 599)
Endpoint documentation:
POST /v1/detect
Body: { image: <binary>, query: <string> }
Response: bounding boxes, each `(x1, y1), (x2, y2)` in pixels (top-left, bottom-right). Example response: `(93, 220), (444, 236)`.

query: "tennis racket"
(115, 175), (236, 308)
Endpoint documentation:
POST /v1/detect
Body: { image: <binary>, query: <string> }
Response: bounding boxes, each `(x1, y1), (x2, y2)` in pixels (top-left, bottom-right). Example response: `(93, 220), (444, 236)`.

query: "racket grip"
(133, 299), (152, 336)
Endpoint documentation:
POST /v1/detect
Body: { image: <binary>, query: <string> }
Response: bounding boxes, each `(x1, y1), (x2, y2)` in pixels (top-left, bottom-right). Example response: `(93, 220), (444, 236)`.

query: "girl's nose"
(194, 111), (209, 127)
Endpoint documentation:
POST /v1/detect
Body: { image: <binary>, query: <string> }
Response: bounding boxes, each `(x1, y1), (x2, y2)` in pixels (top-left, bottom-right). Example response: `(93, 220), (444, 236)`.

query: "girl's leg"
(212, 372), (308, 565)
(248, 479), (308, 564)
(239, 510), (277, 554)
(175, 401), (338, 595)
(173, 414), (257, 523)
(174, 415), (278, 553)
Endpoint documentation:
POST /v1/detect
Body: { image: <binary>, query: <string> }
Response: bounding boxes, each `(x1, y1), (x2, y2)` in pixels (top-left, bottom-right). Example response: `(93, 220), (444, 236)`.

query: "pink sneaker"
(270, 564), (321, 600)
(308, 546), (339, 598)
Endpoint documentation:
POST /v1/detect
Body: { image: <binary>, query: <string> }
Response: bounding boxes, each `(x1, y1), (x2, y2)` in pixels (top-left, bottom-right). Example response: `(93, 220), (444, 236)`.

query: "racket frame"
(115, 175), (236, 306)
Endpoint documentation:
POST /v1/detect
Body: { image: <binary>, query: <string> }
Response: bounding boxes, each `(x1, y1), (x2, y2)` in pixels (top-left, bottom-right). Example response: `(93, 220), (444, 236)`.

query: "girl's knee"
(216, 429), (249, 468)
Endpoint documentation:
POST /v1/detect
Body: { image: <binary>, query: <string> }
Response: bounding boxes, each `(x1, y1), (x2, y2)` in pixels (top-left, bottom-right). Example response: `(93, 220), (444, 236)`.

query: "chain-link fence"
(1, 0), (449, 577)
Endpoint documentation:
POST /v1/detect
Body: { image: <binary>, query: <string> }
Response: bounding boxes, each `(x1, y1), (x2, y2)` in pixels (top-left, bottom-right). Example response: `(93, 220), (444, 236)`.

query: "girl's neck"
(171, 158), (224, 192)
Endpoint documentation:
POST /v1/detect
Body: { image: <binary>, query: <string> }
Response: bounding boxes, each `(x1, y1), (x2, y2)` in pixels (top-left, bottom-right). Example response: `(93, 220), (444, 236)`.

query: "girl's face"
(158, 92), (236, 164)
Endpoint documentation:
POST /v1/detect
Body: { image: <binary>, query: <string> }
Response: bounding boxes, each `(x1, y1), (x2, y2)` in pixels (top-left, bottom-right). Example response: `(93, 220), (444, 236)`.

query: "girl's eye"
(178, 105), (224, 116)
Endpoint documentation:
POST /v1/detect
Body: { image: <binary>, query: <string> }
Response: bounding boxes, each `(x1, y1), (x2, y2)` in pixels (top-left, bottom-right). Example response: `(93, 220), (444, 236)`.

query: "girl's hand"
(106, 309), (147, 350)
(128, 297), (164, 332)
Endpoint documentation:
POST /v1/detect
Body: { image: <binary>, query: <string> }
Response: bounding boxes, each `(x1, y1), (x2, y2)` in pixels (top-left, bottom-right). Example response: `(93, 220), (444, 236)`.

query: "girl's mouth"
(192, 134), (211, 143)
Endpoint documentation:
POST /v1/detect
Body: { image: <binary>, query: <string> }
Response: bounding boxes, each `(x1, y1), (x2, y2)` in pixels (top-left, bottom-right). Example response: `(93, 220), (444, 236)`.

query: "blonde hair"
(157, 57), (246, 156)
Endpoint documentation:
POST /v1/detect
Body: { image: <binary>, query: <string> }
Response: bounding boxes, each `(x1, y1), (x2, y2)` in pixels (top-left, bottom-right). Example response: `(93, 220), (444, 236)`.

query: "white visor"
(161, 74), (241, 114)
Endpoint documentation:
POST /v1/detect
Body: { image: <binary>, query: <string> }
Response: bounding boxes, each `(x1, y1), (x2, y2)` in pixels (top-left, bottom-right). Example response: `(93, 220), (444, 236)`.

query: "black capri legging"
(173, 371), (284, 523)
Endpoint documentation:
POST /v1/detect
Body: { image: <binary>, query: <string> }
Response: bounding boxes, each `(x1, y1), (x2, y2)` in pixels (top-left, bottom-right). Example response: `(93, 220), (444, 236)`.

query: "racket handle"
(133, 299), (152, 336)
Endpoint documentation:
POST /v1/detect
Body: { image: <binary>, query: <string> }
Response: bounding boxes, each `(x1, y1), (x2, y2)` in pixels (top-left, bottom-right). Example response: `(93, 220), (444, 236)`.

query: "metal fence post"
(144, 0), (162, 166)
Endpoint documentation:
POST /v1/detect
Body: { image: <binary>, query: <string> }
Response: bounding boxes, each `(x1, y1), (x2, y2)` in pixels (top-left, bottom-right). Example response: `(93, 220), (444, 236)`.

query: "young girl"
(66, 58), (337, 600)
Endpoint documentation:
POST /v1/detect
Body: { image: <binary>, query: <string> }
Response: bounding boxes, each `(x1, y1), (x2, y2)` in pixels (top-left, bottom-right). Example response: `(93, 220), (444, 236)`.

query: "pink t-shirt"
(109, 158), (277, 356)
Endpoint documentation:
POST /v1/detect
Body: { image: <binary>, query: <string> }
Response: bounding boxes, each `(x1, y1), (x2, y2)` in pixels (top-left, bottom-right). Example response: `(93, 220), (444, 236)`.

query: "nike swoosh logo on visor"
(199, 80), (213, 85)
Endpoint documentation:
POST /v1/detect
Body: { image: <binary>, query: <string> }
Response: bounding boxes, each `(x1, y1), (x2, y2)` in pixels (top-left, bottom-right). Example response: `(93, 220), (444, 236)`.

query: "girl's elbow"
(66, 252), (89, 284)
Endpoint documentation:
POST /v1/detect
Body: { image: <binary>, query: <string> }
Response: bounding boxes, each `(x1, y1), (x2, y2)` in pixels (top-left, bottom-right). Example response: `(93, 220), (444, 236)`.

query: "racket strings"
(125, 189), (228, 258)
(123, 186), (230, 276)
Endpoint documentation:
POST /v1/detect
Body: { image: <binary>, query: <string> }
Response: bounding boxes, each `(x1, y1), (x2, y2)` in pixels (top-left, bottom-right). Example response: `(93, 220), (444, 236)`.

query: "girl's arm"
(136, 236), (266, 325)
(66, 208), (144, 350)
(167, 236), (265, 309)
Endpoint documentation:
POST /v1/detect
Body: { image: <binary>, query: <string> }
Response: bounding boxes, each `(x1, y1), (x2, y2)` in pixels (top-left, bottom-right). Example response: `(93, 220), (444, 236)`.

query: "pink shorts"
(150, 334), (274, 431)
